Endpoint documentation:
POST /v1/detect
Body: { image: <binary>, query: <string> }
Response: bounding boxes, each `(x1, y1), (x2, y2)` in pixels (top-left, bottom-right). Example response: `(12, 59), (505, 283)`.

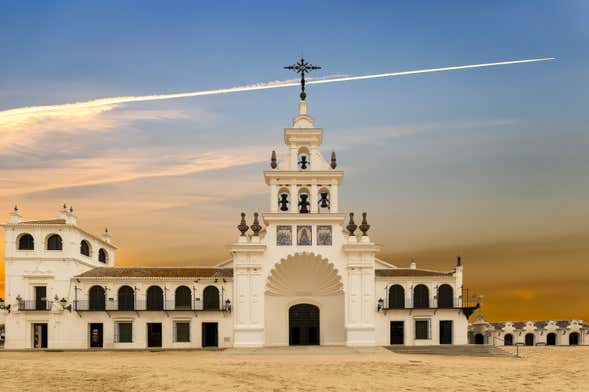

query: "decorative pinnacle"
(456, 256), (462, 266)
(14, 205), (18, 212)
(69, 206), (73, 213)
(330, 151), (337, 169)
(62, 203), (67, 209)
(237, 212), (249, 236)
(346, 212), (357, 236)
(284, 56), (321, 101)
(270, 150), (277, 169)
(359, 212), (370, 236)
(251, 212), (262, 236)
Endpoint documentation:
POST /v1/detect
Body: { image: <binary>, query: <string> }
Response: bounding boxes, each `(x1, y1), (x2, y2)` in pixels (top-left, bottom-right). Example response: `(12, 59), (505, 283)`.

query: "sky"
(0, 1), (588, 322)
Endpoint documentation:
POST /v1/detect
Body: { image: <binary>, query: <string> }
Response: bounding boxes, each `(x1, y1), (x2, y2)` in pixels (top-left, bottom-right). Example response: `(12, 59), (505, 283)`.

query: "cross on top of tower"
(284, 56), (321, 101)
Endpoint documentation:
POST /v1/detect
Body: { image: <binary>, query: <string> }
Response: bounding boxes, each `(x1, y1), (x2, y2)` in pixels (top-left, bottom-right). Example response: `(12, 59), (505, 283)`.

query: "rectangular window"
(175, 321), (190, 342)
(115, 322), (133, 343)
(415, 319), (430, 340)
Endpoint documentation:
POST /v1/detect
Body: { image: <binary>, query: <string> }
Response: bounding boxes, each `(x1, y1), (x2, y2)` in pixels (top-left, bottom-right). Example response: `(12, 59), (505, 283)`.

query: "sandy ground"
(0, 346), (587, 391)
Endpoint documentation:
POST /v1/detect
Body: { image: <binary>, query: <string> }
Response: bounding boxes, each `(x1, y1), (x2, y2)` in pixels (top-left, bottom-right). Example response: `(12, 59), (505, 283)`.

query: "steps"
(385, 345), (513, 357)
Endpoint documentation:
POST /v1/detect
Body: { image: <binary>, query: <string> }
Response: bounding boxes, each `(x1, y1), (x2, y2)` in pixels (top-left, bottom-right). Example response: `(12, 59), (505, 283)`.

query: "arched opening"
(88, 285), (105, 310)
(18, 234), (34, 250)
(504, 333), (513, 346)
(203, 286), (220, 310)
(317, 187), (330, 213)
(569, 332), (580, 346)
(388, 285), (405, 309)
(80, 240), (91, 257)
(289, 304), (319, 345)
(47, 234), (62, 250)
(278, 187), (290, 212)
(474, 333), (485, 344)
(437, 284), (454, 308)
(413, 284), (429, 308)
(175, 286), (192, 310)
(117, 286), (134, 311)
(547, 332), (557, 345)
(297, 188), (310, 214)
(98, 248), (108, 263)
(146, 286), (164, 310)
(525, 333), (535, 346)
(297, 147), (310, 171)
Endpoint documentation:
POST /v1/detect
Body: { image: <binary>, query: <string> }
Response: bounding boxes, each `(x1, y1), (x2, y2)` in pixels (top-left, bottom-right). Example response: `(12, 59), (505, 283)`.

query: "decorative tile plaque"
(297, 225), (312, 246)
(317, 225), (332, 246)
(276, 225), (292, 246)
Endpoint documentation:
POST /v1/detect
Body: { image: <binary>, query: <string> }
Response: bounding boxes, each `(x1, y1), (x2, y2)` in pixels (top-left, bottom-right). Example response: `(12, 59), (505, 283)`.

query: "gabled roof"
(375, 268), (454, 277)
(76, 267), (233, 279)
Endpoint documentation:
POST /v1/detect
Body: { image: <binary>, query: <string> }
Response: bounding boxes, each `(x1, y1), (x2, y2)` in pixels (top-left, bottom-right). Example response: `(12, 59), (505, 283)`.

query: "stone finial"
(410, 259), (416, 269)
(102, 227), (112, 243)
(251, 212), (262, 236)
(346, 212), (357, 236)
(456, 256), (462, 266)
(237, 212), (249, 236)
(9, 205), (22, 224)
(69, 206), (73, 213)
(271, 150), (277, 169)
(330, 151), (337, 169)
(62, 203), (67, 210)
(359, 212), (370, 236)
(14, 205), (18, 212)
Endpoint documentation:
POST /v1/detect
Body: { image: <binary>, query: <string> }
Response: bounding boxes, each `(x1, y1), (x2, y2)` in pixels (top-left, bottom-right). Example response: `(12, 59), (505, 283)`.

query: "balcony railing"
(73, 299), (226, 312)
(18, 300), (52, 311)
(378, 288), (480, 317)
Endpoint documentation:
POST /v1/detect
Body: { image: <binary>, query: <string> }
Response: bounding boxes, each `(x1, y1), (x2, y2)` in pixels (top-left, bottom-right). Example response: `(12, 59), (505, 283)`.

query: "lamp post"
(377, 298), (384, 312)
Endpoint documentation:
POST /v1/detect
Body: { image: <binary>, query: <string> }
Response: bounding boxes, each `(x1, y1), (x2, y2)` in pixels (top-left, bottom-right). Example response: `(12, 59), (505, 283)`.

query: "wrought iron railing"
(18, 300), (52, 311)
(378, 287), (480, 316)
(73, 299), (226, 312)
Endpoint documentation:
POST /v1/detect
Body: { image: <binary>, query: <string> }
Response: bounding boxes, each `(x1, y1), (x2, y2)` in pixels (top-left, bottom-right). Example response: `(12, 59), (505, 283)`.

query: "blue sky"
(0, 1), (588, 320)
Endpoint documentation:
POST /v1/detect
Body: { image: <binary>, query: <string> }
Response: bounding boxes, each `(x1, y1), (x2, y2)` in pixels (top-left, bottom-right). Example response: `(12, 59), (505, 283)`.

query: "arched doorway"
(525, 333), (535, 346)
(289, 304), (319, 345)
(504, 334), (513, 346)
(474, 333), (485, 344)
(547, 332), (556, 345)
(569, 332), (580, 346)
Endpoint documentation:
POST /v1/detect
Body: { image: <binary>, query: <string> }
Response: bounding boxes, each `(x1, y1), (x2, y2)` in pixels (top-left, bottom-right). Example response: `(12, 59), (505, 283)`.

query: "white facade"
(1, 99), (476, 349)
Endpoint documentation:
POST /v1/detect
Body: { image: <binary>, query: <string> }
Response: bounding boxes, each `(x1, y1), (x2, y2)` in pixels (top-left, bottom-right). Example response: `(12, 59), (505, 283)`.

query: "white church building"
(1, 97), (479, 350)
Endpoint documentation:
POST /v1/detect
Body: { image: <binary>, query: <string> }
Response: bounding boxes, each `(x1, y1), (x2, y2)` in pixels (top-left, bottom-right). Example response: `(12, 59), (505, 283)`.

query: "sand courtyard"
(0, 346), (587, 391)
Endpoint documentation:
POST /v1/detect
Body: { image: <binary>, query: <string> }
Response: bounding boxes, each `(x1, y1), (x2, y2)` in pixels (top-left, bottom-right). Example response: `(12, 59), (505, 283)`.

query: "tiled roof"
(490, 322), (505, 329)
(375, 268), (454, 277)
(512, 322), (526, 329)
(21, 219), (66, 224)
(556, 320), (570, 328)
(76, 267), (233, 279)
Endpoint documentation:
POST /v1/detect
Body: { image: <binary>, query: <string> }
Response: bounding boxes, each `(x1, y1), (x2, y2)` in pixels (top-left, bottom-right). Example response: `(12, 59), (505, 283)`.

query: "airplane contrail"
(0, 57), (554, 123)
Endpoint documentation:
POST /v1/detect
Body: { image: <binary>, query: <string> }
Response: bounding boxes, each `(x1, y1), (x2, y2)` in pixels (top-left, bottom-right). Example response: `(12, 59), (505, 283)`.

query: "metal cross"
(284, 56), (321, 100)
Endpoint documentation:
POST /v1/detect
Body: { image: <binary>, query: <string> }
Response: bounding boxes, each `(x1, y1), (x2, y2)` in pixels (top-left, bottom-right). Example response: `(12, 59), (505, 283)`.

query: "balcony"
(377, 288), (481, 317)
(18, 300), (52, 311)
(73, 300), (229, 312)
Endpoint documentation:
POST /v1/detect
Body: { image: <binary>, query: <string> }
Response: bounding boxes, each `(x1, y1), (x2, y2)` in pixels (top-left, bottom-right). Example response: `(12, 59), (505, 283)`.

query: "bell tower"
(265, 99), (343, 214)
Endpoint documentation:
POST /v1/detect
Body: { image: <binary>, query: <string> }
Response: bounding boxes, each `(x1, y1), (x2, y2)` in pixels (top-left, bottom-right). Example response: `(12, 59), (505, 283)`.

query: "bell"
(298, 155), (309, 170)
(319, 192), (330, 209)
(279, 194), (289, 211)
(298, 194), (310, 213)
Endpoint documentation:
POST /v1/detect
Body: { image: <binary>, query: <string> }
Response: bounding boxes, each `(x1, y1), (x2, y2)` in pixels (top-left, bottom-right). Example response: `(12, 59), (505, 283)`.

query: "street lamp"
(377, 298), (384, 312)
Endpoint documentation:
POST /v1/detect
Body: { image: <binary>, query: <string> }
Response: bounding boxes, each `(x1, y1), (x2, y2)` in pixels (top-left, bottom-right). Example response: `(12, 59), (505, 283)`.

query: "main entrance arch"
(264, 252), (345, 346)
(289, 304), (320, 345)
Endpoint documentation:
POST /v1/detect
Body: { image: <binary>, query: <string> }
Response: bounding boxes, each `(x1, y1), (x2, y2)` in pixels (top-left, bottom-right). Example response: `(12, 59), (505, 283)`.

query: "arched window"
(89, 285), (106, 310)
(569, 332), (580, 346)
(525, 333), (535, 346)
(413, 284), (429, 308)
(278, 187), (290, 212)
(80, 240), (90, 257)
(474, 333), (485, 344)
(203, 286), (220, 310)
(118, 285), (134, 311)
(175, 286), (192, 310)
(437, 284), (454, 308)
(146, 286), (164, 310)
(298, 188), (310, 214)
(18, 234), (34, 250)
(47, 234), (63, 250)
(388, 285), (405, 309)
(504, 333), (513, 346)
(98, 248), (108, 263)
(546, 332), (556, 345)
(297, 147), (310, 171)
(318, 188), (330, 212)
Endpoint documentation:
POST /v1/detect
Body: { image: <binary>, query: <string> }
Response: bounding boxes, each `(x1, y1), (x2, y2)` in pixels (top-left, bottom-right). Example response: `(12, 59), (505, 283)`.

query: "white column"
(290, 183), (297, 213)
(331, 182), (339, 213)
(310, 182), (318, 213)
(269, 183), (278, 212)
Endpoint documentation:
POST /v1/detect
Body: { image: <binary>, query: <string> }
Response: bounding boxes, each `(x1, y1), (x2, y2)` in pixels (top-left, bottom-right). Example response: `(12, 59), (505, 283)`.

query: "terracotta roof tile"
(76, 267), (233, 279)
(375, 268), (454, 277)
(21, 219), (66, 224)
